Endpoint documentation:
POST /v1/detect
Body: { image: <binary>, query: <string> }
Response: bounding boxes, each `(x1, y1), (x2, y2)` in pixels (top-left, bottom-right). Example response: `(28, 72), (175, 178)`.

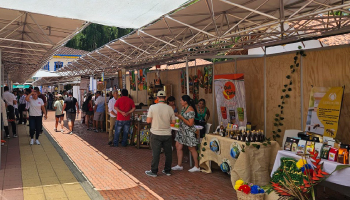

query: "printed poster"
(214, 74), (247, 126)
(305, 86), (344, 138)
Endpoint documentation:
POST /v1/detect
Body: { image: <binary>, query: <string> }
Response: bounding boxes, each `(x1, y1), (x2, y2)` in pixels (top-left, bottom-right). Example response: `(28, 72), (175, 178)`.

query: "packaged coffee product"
(297, 140), (307, 154)
(306, 141), (315, 153)
(321, 145), (331, 159)
(337, 148), (349, 164)
(314, 143), (323, 158)
(340, 144), (350, 151)
(284, 137), (294, 151)
(328, 147), (339, 162)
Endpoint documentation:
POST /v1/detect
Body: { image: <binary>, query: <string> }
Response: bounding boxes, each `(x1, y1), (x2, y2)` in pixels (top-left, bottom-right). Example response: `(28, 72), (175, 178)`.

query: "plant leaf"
(286, 75), (291, 79)
(246, 142), (251, 146)
(290, 65), (294, 69)
(203, 142), (207, 146)
(276, 134), (281, 138)
(277, 129), (281, 132)
(202, 147), (206, 151)
(333, 164), (350, 173)
(275, 114), (279, 117)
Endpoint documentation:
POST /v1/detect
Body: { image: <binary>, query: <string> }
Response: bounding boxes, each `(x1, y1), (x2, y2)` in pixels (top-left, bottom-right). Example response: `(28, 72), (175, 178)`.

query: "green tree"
(66, 24), (133, 51)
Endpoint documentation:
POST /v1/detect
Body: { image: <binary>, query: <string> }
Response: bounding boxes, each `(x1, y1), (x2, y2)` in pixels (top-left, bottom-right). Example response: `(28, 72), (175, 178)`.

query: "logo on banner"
(223, 82), (235, 100)
(328, 93), (336, 101)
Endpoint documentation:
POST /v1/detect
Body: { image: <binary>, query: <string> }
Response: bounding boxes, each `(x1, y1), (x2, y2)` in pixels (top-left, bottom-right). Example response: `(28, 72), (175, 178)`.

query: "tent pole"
(235, 58), (237, 73)
(264, 49), (267, 136)
(300, 56), (304, 131)
(212, 63), (215, 132)
(186, 57), (189, 95)
(0, 48), (2, 169)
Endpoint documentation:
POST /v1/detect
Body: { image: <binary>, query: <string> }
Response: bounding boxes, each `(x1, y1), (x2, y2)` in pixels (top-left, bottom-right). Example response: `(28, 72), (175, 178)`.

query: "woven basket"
(236, 191), (265, 200)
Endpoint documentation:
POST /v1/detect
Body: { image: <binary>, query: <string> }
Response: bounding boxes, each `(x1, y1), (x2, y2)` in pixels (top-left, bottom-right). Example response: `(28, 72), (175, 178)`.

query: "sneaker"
(145, 170), (157, 177)
(54, 128), (57, 132)
(171, 165), (183, 171)
(30, 139), (34, 145)
(61, 129), (64, 133)
(162, 170), (171, 176)
(35, 140), (41, 145)
(94, 129), (98, 133)
(6, 135), (10, 139)
(69, 132), (73, 135)
(13, 134), (18, 138)
(188, 166), (200, 172)
(1, 143), (4, 146)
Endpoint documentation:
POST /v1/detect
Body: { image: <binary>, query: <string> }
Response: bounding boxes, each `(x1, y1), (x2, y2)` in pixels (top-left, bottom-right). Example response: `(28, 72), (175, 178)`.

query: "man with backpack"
(62, 92), (79, 134)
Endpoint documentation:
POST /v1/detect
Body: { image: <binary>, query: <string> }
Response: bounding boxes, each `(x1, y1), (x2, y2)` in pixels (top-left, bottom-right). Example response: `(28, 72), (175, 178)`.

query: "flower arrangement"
(270, 150), (331, 199)
(234, 180), (265, 200)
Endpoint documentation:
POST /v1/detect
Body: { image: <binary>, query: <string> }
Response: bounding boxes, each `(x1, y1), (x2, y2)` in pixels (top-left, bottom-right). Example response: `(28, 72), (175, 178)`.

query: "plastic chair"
(282, 129), (302, 149)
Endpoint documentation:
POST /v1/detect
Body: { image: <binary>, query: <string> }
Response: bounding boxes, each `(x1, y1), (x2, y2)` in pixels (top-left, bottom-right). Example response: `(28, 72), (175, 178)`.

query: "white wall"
(42, 57), (79, 72)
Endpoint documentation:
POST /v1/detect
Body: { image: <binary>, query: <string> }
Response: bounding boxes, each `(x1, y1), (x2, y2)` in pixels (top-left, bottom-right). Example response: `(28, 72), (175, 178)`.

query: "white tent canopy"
(0, 0), (193, 28)
(32, 70), (59, 78)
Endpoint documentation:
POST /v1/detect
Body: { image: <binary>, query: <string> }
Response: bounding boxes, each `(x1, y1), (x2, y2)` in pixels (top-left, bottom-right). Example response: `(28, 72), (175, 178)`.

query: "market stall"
(200, 134), (280, 187)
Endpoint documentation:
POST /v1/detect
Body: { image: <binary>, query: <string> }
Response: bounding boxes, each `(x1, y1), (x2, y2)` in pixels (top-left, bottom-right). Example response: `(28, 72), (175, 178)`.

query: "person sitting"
(195, 99), (210, 138)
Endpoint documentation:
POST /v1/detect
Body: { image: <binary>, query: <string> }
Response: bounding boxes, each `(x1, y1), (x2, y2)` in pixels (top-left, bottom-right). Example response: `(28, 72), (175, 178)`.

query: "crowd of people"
(1, 85), (212, 177)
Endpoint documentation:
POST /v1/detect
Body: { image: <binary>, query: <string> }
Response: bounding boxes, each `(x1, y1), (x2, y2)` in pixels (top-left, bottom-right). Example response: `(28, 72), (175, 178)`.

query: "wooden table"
(200, 134), (280, 187)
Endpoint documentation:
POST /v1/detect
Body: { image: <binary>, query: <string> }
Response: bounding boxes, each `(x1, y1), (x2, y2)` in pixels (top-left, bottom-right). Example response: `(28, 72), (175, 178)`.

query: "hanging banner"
(80, 77), (89, 90)
(214, 74), (247, 126)
(305, 86), (344, 138)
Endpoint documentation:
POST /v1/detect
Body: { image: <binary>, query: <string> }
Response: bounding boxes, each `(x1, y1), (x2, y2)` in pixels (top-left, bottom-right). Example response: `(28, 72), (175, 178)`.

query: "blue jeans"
(113, 120), (130, 147)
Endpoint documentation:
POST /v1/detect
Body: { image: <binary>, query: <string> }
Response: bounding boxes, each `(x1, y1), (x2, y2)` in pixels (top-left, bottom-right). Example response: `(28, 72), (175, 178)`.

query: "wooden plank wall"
(126, 45), (350, 145)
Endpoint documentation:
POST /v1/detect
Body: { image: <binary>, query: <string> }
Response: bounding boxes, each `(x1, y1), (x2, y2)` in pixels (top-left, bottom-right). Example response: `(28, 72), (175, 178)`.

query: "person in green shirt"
(195, 99), (210, 138)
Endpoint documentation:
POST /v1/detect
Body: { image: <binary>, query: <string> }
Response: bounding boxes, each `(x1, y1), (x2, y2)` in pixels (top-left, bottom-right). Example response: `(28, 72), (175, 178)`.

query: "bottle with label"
(242, 131), (247, 142)
(246, 122), (251, 131)
(246, 131), (251, 142)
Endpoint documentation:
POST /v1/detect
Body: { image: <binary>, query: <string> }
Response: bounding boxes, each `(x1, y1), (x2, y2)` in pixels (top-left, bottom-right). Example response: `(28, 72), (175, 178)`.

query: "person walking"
(112, 89), (135, 147)
(2, 86), (17, 138)
(1, 97), (10, 142)
(25, 90), (47, 145)
(93, 91), (105, 132)
(107, 90), (118, 145)
(172, 95), (200, 172)
(54, 96), (65, 133)
(145, 91), (175, 177)
(84, 95), (94, 130)
(62, 92), (79, 134)
(18, 90), (29, 125)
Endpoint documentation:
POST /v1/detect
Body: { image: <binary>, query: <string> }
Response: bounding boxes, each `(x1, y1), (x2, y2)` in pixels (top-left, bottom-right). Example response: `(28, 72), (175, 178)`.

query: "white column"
(186, 57), (189, 95)
(0, 48), (2, 169)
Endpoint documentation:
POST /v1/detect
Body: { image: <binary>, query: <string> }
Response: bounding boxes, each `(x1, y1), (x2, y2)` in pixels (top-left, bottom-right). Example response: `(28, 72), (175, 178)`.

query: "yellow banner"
(306, 87), (344, 138)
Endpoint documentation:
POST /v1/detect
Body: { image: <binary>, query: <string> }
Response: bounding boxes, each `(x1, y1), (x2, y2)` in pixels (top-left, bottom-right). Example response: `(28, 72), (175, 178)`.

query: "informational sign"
(305, 86), (344, 138)
(214, 74), (247, 126)
(80, 77), (89, 90)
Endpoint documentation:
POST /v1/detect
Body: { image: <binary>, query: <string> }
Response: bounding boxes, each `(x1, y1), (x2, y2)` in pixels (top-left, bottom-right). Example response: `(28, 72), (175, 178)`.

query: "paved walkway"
(42, 111), (236, 200)
(2, 110), (349, 200)
(1, 123), (100, 200)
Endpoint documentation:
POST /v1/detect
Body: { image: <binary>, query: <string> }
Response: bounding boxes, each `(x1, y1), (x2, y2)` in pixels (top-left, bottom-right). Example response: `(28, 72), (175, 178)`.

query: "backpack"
(82, 101), (89, 112)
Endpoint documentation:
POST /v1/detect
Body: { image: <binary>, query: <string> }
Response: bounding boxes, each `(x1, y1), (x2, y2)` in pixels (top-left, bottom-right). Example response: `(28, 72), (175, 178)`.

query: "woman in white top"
(54, 96), (64, 132)
(1, 98), (9, 145)
(25, 90), (47, 145)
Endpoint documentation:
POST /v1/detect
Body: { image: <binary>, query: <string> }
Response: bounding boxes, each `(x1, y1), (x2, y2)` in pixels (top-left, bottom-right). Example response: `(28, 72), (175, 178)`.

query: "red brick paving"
(43, 111), (237, 200)
(0, 135), (24, 200)
(42, 111), (350, 200)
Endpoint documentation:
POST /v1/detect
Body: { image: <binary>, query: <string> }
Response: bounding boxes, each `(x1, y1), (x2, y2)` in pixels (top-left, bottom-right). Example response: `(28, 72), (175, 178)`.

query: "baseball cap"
(157, 91), (166, 97)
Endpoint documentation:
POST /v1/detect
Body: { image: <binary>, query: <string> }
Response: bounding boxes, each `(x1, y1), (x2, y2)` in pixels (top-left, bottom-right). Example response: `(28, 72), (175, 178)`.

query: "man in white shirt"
(145, 91), (175, 177)
(2, 86), (17, 138)
(107, 90), (118, 145)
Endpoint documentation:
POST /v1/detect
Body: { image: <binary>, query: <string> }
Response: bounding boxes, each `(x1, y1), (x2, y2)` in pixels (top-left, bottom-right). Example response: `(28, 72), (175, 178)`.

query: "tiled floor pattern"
(18, 124), (90, 200)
